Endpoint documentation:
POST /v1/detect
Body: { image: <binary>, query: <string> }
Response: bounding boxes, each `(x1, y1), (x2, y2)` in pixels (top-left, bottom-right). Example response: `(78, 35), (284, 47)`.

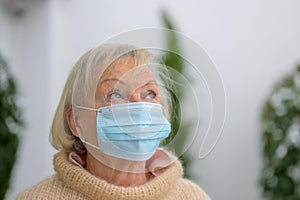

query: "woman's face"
(95, 56), (160, 107)
(75, 56), (160, 145)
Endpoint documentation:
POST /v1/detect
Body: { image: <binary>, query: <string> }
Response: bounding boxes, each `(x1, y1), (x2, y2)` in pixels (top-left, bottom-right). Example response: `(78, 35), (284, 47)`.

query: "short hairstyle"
(50, 43), (172, 154)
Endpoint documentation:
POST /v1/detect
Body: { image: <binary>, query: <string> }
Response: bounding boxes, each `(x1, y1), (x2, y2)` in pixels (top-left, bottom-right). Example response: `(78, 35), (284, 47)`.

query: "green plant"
(0, 53), (22, 200)
(160, 11), (192, 179)
(261, 65), (300, 199)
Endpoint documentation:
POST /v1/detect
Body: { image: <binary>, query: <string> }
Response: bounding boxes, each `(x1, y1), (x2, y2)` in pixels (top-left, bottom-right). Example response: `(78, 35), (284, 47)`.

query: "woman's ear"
(66, 108), (80, 137)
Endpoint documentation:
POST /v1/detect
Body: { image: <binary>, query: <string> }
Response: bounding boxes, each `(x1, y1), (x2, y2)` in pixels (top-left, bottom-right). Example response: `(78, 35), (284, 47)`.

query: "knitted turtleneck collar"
(53, 151), (183, 200)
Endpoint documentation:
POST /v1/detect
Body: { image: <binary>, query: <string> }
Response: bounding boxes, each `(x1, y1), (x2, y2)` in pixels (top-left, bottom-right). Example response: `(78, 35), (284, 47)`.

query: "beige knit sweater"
(16, 151), (210, 200)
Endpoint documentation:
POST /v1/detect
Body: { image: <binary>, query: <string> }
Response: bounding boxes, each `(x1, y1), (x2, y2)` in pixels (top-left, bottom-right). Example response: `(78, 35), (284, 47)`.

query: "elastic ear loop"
(73, 105), (102, 150)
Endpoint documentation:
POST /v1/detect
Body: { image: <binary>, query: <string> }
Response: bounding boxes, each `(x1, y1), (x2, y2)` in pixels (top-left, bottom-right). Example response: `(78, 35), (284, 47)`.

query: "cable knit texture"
(16, 151), (210, 200)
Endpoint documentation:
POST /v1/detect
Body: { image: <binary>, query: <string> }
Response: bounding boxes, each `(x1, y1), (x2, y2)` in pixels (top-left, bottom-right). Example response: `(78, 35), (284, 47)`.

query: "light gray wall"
(1, 0), (300, 199)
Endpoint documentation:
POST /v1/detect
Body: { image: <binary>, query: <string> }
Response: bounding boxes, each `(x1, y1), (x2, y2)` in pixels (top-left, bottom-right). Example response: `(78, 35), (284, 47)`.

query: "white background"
(1, 0), (300, 199)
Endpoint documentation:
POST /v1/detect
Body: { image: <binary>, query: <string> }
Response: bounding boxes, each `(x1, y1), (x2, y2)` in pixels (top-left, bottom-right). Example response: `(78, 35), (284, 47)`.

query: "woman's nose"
(129, 91), (142, 102)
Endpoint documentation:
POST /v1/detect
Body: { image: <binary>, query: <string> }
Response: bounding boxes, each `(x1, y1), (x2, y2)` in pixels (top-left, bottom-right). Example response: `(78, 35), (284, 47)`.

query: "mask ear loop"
(74, 104), (98, 111)
(72, 104), (102, 150)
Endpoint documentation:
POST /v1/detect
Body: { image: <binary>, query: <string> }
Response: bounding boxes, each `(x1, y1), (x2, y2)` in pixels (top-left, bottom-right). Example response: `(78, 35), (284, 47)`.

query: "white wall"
(1, 0), (300, 199)
(1, 1), (56, 199)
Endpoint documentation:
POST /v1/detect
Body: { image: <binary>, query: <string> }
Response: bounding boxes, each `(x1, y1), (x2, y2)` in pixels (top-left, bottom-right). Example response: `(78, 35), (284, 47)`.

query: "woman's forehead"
(102, 57), (136, 77)
(99, 57), (156, 83)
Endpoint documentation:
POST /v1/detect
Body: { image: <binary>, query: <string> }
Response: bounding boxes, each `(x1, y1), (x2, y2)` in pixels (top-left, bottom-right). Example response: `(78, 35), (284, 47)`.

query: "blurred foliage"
(160, 10), (192, 179)
(0, 53), (22, 200)
(261, 65), (300, 199)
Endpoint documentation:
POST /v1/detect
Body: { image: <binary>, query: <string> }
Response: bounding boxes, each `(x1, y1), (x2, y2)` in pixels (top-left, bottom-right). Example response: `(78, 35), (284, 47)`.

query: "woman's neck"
(85, 151), (153, 187)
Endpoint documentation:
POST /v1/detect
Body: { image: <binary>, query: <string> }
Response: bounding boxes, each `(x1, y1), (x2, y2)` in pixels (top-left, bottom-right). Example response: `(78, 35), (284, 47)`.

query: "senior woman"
(16, 43), (210, 200)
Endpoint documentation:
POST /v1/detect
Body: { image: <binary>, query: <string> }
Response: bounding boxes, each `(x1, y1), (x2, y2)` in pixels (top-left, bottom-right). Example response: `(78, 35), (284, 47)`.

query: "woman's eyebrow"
(100, 79), (158, 91)
(100, 78), (126, 85)
(141, 80), (158, 87)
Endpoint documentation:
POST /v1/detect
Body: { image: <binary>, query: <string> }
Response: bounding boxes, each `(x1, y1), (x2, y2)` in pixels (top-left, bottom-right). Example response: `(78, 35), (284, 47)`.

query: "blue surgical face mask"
(76, 102), (171, 161)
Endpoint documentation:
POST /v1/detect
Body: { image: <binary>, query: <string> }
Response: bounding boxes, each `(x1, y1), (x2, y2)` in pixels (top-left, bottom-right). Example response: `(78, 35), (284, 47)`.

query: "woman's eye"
(145, 91), (156, 99)
(110, 91), (123, 101)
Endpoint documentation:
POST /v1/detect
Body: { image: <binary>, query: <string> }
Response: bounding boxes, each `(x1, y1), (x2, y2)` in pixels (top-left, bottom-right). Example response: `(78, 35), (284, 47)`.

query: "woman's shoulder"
(15, 175), (57, 199)
(15, 174), (86, 200)
(173, 178), (211, 200)
(15, 175), (67, 200)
